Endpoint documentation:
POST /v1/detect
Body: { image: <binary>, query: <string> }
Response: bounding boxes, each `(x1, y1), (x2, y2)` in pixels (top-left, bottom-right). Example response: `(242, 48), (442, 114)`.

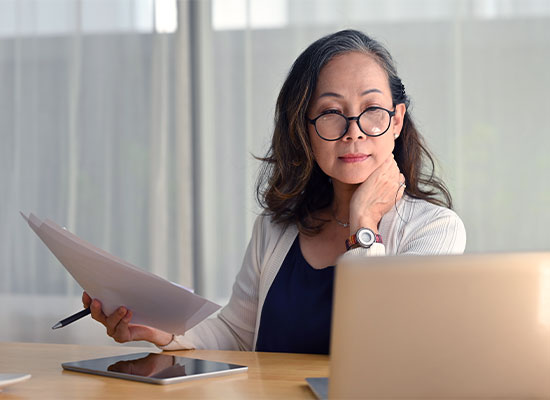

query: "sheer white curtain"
(1, 0), (192, 345)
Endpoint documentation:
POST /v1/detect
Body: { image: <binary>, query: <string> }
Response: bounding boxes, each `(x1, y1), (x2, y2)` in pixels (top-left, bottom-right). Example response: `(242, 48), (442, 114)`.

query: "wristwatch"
(345, 228), (383, 251)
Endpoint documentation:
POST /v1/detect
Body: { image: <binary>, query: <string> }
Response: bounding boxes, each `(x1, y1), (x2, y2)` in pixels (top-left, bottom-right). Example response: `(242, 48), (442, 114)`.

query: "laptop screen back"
(329, 252), (550, 398)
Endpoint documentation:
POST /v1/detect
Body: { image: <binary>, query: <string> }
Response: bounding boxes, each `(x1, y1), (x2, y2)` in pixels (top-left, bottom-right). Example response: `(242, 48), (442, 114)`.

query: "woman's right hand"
(82, 292), (173, 347)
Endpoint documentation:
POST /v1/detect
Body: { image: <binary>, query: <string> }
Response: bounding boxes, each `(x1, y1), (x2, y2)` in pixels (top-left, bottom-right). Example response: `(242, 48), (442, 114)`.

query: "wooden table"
(0, 342), (328, 399)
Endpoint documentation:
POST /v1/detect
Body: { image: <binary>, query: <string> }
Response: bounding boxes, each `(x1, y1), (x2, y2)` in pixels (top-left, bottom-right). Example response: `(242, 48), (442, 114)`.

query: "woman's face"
(307, 51), (406, 185)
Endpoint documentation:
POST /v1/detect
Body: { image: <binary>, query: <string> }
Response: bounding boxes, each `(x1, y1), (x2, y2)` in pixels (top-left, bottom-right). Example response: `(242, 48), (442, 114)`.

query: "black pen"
(51, 307), (91, 330)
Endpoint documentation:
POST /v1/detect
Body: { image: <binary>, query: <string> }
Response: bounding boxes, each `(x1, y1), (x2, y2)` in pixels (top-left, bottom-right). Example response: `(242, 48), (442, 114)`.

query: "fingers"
(88, 299), (129, 341)
(82, 292), (92, 308)
(105, 306), (130, 337)
(90, 298), (108, 325)
(349, 153), (406, 231)
(381, 153), (397, 170)
(378, 156), (402, 188)
(376, 153), (400, 178)
(111, 310), (133, 343)
(85, 296), (137, 343)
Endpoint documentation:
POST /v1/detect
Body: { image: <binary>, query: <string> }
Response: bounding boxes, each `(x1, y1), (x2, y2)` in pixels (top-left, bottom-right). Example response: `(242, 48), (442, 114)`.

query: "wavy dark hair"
(256, 29), (452, 235)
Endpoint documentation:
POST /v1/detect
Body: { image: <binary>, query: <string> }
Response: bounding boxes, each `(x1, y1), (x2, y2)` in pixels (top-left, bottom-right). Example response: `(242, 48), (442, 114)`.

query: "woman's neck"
(331, 180), (359, 223)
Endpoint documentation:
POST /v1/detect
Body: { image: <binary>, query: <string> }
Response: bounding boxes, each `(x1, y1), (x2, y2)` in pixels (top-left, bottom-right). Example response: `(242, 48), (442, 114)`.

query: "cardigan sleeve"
(160, 215), (265, 351)
(396, 204), (466, 255)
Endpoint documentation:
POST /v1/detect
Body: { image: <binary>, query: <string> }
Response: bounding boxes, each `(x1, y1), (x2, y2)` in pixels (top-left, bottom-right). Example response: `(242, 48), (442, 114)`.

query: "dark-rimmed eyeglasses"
(308, 106), (396, 141)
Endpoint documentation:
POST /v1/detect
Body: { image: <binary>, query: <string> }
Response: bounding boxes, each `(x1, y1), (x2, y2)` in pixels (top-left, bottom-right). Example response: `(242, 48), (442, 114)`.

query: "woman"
(83, 29), (466, 354)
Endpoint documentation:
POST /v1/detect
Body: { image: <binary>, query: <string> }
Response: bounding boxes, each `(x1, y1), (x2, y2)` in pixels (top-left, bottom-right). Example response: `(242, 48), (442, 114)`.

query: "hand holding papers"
(21, 212), (220, 335)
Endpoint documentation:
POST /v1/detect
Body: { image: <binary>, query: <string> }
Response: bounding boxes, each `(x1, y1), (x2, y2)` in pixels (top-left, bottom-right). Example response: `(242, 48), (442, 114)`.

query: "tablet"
(62, 352), (247, 385)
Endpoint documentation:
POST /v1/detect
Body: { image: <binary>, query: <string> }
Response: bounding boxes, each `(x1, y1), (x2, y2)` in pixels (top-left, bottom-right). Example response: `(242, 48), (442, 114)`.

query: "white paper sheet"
(21, 212), (220, 335)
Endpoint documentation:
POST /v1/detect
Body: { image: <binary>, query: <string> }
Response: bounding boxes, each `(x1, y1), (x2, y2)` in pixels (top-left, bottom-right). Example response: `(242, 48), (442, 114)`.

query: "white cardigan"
(161, 195), (466, 351)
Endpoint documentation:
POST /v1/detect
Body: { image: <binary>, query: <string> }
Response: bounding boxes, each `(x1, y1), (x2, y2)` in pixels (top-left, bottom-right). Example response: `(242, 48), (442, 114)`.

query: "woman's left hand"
(348, 154), (405, 233)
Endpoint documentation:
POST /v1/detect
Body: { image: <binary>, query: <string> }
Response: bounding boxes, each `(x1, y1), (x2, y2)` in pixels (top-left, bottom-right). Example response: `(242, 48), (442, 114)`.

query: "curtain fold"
(1, 0), (192, 345)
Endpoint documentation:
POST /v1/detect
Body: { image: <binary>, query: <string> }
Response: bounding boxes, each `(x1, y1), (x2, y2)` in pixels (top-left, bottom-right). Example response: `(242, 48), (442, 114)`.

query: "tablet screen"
(62, 352), (247, 384)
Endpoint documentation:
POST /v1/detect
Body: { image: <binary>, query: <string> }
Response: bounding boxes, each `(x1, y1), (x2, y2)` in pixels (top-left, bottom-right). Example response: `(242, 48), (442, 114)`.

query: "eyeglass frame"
(307, 106), (396, 141)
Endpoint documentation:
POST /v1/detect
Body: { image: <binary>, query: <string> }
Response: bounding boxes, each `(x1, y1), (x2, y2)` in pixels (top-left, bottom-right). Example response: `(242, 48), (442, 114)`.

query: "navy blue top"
(255, 236), (335, 354)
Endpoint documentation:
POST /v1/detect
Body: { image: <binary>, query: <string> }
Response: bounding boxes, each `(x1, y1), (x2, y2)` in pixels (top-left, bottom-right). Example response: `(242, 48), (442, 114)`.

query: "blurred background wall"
(1, 0), (549, 346)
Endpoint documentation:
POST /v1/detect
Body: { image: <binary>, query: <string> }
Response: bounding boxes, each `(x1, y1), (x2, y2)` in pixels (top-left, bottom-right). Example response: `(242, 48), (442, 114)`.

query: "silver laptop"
(312, 252), (550, 399)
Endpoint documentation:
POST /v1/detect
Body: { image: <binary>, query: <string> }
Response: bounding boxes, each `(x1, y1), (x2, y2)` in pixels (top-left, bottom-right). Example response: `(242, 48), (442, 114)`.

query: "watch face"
(357, 228), (375, 247)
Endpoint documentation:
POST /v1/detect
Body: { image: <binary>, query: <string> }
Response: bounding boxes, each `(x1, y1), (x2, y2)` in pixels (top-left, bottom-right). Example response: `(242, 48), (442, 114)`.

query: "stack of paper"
(21, 212), (220, 335)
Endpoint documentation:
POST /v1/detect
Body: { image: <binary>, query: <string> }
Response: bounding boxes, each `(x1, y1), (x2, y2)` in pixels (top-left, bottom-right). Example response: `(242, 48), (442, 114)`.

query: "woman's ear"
(392, 103), (407, 139)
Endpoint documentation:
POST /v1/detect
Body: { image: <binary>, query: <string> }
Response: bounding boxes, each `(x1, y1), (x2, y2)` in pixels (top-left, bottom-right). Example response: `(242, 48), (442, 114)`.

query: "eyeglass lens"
(315, 108), (391, 140)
